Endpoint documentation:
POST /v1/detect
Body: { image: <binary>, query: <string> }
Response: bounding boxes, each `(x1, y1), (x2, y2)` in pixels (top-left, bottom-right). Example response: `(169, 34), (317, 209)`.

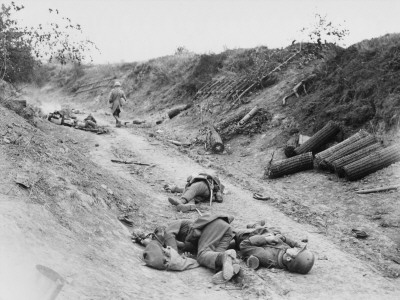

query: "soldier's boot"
(246, 220), (266, 229)
(212, 250), (241, 284)
(168, 197), (183, 206)
(176, 203), (196, 213)
(246, 255), (260, 270)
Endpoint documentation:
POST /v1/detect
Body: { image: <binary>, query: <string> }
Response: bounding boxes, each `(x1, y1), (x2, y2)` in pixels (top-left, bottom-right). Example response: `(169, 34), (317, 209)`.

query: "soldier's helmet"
(114, 81), (121, 87)
(286, 247), (315, 274)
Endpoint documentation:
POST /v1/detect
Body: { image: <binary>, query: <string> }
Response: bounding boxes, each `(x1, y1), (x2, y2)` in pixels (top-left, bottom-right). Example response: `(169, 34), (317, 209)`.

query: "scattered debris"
(355, 185), (400, 194)
(132, 120), (146, 125)
(118, 215), (134, 227)
(351, 229), (369, 239)
(111, 159), (151, 166)
(284, 134), (299, 158)
(252, 193), (271, 200)
(15, 174), (30, 188)
(298, 134), (310, 145)
(167, 140), (191, 147)
(282, 74), (317, 106)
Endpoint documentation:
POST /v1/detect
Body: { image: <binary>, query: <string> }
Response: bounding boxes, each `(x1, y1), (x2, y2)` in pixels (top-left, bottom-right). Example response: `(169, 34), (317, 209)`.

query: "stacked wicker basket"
(266, 121), (400, 180)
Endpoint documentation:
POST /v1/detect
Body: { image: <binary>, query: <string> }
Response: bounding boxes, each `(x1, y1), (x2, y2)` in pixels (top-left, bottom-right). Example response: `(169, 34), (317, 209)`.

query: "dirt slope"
(2, 81), (400, 299)
(1, 35), (400, 299)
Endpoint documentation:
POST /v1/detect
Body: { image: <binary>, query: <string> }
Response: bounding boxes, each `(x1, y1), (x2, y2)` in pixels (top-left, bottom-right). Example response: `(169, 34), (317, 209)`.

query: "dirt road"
(1, 97), (399, 299)
(85, 113), (400, 299)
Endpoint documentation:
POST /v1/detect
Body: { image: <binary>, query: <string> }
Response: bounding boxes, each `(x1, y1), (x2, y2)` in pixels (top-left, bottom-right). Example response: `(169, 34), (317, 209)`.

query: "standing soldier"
(109, 81), (127, 127)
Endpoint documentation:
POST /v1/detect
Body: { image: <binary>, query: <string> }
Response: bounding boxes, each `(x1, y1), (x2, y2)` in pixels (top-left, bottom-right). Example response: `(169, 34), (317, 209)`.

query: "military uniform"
(108, 83), (127, 126)
(168, 173), (224, 212)
(235, 227), (301, 269)
(141, 214), (239, 281)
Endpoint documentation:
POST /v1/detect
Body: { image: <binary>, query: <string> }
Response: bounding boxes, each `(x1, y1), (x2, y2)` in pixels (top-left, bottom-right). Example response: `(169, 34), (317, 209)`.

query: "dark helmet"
(286, 247), (315, 274)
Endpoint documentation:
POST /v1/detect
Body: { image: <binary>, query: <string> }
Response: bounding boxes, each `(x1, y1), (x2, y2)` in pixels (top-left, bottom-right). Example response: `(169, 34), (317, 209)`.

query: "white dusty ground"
(1, 99), (399, 299)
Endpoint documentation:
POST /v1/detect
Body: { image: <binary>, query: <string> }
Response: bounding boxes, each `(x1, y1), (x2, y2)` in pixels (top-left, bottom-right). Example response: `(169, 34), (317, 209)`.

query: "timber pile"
(322, 135), (377, 170)
(314, 130), (369, 168)
(343, 144), (400, 181)
(267, 120), (398, 181)
(194, 49), (300, 103)
(74, 77), (115, 94)
(333, 143), (383, 177)
(267, 152), (314, 179)
(294, 121), (341, 155)
(215, 109), (248, 131)
(218, 107), (270, 141)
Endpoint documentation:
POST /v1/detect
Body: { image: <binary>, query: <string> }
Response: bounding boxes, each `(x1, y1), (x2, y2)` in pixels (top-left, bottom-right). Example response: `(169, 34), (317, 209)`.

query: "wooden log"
(226, 79), (250, 99)
(168, 140), (191, 147)
(237, 81), (257, 99)
(314, 130), (369, 168)
(132, 120), (146, 124)
(215, 79), (233, 94)
(333, 143), (383, 177)
(343, 144), (400, 181)
(203, 79), (223, 95)
(238, 106), (259, 126)
(13, 99), (27, 108)
(111, 159), (151, 166)
(284, 134), (299, 158)
(267, 152), (314, 179)
(207, 79), (226, 96)
(294, 121), (341, 155)
(355, 185), (400, 194)
(221, 78), (242, 98)
(215, 109), (248, 131)
(167, 104), (192, 119)
(206, 124), (224, 153)
(194, 81), (213, 99)
(323, 135), (377, 171)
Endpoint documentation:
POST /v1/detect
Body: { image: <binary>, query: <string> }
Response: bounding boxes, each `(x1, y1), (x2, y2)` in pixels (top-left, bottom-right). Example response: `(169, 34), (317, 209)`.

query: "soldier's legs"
(168, 181), (209, 212)
(181, 181), (210, 204)
(197, 227), (234, 269)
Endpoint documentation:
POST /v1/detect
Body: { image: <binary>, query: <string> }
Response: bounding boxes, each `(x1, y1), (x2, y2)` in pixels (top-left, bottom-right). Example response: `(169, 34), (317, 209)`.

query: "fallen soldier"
(166, 173), (224, 212)
(234, 222), (315, 274)
(135, 214), (241, 284)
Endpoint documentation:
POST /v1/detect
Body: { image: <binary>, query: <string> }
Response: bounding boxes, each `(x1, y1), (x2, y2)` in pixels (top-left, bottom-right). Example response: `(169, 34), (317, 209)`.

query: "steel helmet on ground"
(286, 246), (315, 274)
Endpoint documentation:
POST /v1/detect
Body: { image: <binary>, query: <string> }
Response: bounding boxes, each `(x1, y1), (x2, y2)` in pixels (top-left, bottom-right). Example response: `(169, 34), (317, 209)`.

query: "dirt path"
(3, 89), (398, 299)
(85, 114), (400, 300)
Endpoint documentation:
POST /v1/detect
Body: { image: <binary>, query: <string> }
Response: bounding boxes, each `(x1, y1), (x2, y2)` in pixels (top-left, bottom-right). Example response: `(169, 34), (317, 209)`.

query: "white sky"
(12, 0), (400, 63)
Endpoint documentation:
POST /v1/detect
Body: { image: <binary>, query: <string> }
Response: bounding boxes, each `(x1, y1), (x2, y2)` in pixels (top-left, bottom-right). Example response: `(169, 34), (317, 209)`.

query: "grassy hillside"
(291, 33), (400, 135)
(32, 33), (400, 147)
